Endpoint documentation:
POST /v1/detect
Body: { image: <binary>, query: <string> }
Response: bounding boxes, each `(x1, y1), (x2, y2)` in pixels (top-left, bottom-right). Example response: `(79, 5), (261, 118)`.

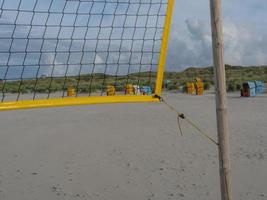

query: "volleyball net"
(0, 0), (174, 110)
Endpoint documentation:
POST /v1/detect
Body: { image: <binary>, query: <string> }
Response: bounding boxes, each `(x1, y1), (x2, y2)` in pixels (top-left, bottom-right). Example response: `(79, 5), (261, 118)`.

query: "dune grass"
(0, 65), (266, 93)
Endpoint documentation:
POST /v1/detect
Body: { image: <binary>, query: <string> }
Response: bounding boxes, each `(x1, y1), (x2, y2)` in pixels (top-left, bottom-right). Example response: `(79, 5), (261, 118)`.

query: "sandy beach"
(0, 93), (266, 200)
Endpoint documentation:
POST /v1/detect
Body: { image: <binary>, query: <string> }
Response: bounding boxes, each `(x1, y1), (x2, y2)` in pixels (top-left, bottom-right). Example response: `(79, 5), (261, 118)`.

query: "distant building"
(0, 79), (4, 84)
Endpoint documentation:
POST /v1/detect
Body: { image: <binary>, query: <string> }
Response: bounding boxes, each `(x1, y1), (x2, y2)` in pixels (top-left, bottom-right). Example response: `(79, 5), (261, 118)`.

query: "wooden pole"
(209, 0), (233, 200)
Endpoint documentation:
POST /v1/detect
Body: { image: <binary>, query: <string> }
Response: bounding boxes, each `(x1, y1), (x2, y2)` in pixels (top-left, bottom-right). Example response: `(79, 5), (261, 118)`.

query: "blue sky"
(167, 0), (267, 70)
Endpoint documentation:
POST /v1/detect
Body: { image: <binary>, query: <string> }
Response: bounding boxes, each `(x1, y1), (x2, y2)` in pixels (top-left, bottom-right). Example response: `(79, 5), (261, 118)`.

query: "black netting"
(0, 0), (167, 102)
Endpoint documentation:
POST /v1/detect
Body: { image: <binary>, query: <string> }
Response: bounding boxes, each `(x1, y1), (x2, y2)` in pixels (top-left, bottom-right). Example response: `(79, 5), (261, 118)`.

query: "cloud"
(223, 22), (267, 65)
(166, 18), (267, 71)
(166, 19), (212, 71)
(1, 0), (267, 79)
(94, 54), (104, 64)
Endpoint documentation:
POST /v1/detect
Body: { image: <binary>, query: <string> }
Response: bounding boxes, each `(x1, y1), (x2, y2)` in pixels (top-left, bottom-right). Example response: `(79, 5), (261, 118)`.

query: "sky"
(0, 0), (267, 80)
(167, 0), (267, 71)
(0, 0), (166, 78)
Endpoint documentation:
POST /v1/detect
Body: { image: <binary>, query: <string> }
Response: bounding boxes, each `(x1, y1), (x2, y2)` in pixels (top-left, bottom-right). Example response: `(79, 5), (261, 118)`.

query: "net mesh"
(0, 0), (167, 102)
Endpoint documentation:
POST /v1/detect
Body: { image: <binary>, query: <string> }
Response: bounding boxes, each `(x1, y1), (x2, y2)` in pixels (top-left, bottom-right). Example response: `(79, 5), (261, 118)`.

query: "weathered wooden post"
(210, 0), (233, 200)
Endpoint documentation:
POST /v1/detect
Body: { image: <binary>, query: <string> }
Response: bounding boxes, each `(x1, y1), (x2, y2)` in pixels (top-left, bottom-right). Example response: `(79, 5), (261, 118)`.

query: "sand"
(0, 93), (266, 200)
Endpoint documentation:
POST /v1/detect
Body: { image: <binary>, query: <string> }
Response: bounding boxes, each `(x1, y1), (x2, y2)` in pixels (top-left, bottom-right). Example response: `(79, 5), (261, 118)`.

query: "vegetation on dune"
(0, 65), (266, 93)
(0, 73), (156, 94)
(164, 65), (267, 92)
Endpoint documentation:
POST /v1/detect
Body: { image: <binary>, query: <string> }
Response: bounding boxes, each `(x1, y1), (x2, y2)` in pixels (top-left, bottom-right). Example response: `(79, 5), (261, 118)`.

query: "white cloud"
(94, 54), (104, 64)
(167, 18), (267, 71)
(223, 22), (267, 66)
(166, 19), (212, 71)
(166, 0), (267, 71)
